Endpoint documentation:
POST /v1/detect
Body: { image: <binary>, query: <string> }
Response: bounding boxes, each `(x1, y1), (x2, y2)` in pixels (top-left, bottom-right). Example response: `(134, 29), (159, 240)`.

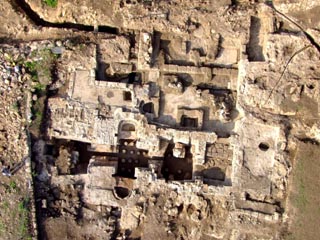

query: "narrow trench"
(9, 0), (119, 34)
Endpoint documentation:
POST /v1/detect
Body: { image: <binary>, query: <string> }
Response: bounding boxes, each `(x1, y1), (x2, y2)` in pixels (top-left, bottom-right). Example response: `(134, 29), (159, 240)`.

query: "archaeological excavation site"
(0, 0), (319, 239)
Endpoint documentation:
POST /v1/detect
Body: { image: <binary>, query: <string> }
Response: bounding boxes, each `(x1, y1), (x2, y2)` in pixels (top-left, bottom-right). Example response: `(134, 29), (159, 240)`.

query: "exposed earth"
(0, 1), (319, 240)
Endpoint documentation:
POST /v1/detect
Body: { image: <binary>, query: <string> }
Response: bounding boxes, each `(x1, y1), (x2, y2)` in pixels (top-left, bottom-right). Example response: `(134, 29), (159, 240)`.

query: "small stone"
(56, 41), (63, 47)
(42, 199), (47, 208)
(14, 65), (20, 73)
(32, 94), (38, 101)
(51, 47), (65, 55)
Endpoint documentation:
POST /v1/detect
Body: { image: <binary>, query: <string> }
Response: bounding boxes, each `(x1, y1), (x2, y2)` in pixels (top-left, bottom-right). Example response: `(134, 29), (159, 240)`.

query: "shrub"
(43, 0), (58, 7)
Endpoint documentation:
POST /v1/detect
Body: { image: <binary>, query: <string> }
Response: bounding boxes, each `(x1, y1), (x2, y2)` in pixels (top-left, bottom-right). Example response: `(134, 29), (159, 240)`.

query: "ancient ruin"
(0, 0), (319, 239)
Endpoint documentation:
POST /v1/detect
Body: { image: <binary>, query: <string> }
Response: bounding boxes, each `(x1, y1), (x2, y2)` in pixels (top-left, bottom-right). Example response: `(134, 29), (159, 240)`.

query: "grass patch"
(24, 61), (38, 82)
(0, 196), (32, 239)
(24, 61), (37, 73)
(30, 97), (45, 134)
(0, 221), (5, 233)
(2, 200), (9, 210)
(287, 142), (320, 240)
(12, 101), (20, 111)
(43, 0), (58, 8)
(34, 82), (46, 94)
(24, 48), (58, 136)
(24, 48), (58, 85)
(18, 198), (31, 239)
(9, 180), (17, 192)
(5, 180), (19, 193)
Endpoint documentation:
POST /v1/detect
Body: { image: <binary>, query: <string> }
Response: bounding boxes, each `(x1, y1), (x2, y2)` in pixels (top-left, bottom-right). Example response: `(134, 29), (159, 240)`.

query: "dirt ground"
(0, 45), (34, 239)
(0, 174), (33, 239)
(286, 141), (320, 240)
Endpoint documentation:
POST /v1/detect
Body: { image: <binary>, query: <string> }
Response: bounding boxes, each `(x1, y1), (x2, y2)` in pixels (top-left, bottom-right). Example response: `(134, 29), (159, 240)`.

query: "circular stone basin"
(114, 186), (131, 199)
(258, 142), (270, 151)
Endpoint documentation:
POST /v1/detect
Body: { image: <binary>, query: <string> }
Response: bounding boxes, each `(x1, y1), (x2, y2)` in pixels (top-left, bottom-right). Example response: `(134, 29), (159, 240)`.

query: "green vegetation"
(0, 220), (4, 233)
(24, 61), (38, 82)
(18, 198), (31, 239)
(9, 181), (17, 191)
(31, 98), (44, 132)
(24, 48), (58, 85)
(0, 195), (32, 239)
(12, 101), (20, 111)
(5, 180), (19, 193)
(34, 82), (46, 94)
(31, 171), (38, 177)
(36, 49), (58, 83)
(2, 201), (9, 210)
(24, 61), (37, 73)
(43, 0), (58, 8)
(24, 48), (58, 136)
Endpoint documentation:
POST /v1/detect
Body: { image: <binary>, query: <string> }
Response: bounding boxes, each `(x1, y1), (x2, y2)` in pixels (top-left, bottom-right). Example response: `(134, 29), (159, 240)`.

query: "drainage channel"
(9, 0), (119, 34)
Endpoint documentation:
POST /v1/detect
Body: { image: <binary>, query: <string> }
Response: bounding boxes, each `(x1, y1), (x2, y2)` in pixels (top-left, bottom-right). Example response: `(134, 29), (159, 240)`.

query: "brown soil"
(286, 141), (320, 240)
